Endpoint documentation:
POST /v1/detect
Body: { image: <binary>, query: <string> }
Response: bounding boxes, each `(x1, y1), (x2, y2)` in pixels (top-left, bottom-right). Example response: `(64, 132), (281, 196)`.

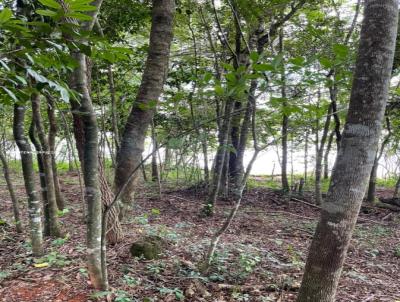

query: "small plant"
(158, 287), (184, 301)
(394, 245), (400, 258)
(34, 251), (71, 267)
(237, 251), (261, 278)
(146, 261), (165, 275)
(0, 270), (10, 281)
(232, 291), (250, 301)
(79, 268), (88, 277)
(51, 234), (70, 246)
(122, 275), (141, 287)
(57, 208), (70, 217)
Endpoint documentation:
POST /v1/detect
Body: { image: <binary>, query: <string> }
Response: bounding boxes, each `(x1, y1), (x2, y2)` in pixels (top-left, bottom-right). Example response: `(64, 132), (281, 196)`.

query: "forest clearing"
(1, 172), (399, 301)
(1, 0), (400, 301)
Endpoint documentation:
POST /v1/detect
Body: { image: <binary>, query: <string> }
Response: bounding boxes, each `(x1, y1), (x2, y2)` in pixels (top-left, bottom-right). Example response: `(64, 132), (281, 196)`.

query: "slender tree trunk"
(315, 103), (332, 205)
(114, 0), (175, 219)
(47, 96), (65, 210)
(0, 149), (22, 233)
(367, 121), (391, 203)
(393, 175), (400, 198)
(13, 105), (43, 256)
(323, 131), (334, 179)
(304, 130), (309, 184)
(296, 2), (398, 301)
(31, 94), (63, 237)
(233, 79), (257, 187)
(280, 32), (290, 193)
(70, 51), (106, 289)
(202, 99), (234, 216)
(29, 120), (51, 236)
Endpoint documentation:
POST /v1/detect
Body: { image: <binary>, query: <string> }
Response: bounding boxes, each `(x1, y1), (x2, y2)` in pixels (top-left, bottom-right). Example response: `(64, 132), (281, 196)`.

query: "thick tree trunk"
(114, 0), (175, 219)
(0, 149), (22, 233)
(47, 96), (65, 210)
(13, 105), (43, 256)
(296, 2), (398, 301)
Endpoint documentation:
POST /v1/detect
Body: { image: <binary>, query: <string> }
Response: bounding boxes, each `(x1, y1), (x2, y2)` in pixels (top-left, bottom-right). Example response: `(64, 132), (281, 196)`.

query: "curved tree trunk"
(296, 1), (398, 301)
(114, 0), (175, 219)
(13, 105), (43, 256)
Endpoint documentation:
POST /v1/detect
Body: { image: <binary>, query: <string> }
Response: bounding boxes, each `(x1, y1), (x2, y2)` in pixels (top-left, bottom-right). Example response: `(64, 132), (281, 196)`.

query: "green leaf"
(65, 12), (93, 21)
(0, 8), (12, 24)
(1, 87), (18, 102)
(253, 63), (274, 72)
(36, 9), (58, 17)
(38, 0), (61, 9)
(215, 85), (224, 96)
(249, 51), (259, 62)
(333, 44), (349, 59)
(289, 57), (306, 66)
(319, 57), (332, 69)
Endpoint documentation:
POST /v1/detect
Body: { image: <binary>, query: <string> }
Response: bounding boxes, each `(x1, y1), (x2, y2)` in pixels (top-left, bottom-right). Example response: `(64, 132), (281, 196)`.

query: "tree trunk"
(70, 51), (105, 289)
(31, 95), (63, 237)
(296, 2), (398, 301)
(304, 130), (309, 184)
(114, 0), (175, 219)
(202, 99), (234, 216)
(323, 131), (334, 179)
(47, 96), (65, 210)
(280, 32), (290, 193)
(13, 105), (43, 256)
(29, 120), (51, 236)
(0, 149), (22, 233)
(367, 118), (391, 203)
(315, 103), (332, 205)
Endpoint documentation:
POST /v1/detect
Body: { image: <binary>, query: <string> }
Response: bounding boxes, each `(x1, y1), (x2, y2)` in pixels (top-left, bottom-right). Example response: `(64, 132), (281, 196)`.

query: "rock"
(129, 235), (167, 260)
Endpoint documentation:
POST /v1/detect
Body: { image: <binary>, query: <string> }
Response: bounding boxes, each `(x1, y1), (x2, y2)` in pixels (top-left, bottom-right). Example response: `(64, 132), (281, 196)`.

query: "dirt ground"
(0, 172), (399, 302)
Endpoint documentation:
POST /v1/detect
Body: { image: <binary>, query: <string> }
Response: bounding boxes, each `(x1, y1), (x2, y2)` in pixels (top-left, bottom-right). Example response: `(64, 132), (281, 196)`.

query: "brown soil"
(0, 172), (399, 301)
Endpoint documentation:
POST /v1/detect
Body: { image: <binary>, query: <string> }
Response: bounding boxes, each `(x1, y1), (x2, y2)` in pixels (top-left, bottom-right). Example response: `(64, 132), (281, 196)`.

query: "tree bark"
(296, 2), (398, 301)
(315, 103), (332, 205)
(47, 96), (65, 210)
(323, 131), (334, 179)
(31, 94), (63, 237)
(13, 105), (43, 256)
(70, 51), (106, 289)
(280, 31), (290, 193)
(29, 120), (51, 236)
(0, 149), (22, 233)
(114, 0), (175, 219)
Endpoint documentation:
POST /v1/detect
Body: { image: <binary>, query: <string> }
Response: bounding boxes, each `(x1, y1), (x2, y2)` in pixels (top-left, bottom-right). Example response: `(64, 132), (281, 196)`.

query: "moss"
(130, 235), (167, 260)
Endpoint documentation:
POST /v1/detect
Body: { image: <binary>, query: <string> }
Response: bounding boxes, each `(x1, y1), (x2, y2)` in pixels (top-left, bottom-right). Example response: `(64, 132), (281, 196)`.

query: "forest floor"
(0, 171), (400, 302)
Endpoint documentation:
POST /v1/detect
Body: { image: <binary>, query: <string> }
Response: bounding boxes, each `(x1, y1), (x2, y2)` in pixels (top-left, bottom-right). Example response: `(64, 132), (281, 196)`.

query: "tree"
(114, 0), (175, 219)
(296, 1), (398, 301)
